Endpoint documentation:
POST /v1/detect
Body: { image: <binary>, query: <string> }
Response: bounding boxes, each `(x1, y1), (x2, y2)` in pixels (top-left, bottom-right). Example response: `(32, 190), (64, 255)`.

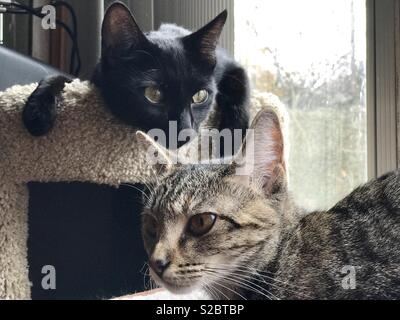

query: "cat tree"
(0, 80), (287, 299)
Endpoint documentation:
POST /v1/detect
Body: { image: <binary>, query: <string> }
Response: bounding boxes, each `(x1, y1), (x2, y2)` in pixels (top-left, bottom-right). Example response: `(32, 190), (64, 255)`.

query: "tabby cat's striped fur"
(140, 108), (400, 300)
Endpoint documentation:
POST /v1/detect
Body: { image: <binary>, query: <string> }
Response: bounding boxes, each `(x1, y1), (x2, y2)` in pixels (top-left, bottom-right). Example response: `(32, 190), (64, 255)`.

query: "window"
(235, 0), (367, 209)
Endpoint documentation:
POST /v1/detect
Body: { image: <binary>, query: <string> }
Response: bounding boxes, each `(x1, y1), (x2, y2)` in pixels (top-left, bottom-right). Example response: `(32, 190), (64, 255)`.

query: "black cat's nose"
(150, 259), (171, 277)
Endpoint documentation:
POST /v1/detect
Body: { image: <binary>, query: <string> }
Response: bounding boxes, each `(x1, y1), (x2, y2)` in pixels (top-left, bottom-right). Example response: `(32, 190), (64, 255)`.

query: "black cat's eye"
(192, 89), (209, 105)
(144, 86), (163, 104)
(187, 213), (217, 237)
(143, 215), (158, 239)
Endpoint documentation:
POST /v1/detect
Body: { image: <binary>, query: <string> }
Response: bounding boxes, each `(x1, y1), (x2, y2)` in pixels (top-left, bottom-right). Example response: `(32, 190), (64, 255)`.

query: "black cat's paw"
(216, 65), (250, 136)
(22, 86), (57, 136)
(217, 65), (249, 110)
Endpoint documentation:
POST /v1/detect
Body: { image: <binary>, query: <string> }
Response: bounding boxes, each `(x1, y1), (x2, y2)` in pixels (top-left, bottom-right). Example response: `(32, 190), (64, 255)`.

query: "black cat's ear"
(102, 2), (146, 54)
(183, 10), (228, 68)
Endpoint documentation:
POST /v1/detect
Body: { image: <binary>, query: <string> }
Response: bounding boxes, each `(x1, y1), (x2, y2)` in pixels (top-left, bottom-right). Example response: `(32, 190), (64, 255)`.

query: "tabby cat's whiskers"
(121, 183), (151, 202)
(204, 269), (276, 300)
(208, 265), (311, 299)
(212, 263), (310, 291)
(203, 273), (247, 300)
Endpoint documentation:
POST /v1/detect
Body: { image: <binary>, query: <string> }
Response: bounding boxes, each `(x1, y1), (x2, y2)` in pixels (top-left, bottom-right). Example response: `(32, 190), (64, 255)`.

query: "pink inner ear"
(262, 165), (285, 195)
(249, 109), (285, 195)
(268, 117), (285, 170)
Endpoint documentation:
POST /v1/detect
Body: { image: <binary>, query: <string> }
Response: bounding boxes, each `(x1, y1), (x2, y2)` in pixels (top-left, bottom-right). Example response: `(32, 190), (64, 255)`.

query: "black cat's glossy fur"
(23, 2), (249, 147)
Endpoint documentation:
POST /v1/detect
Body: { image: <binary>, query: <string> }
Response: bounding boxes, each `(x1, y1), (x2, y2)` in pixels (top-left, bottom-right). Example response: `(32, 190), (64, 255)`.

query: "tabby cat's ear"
(183, 10), (228, 69)
(234, 108), (286, 196)
(136, 131), (176, 173)
(102, 2), (146, 55)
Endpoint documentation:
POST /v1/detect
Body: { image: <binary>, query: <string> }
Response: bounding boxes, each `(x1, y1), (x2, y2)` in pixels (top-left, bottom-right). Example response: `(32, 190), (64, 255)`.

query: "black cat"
(23, 2), (249, 148)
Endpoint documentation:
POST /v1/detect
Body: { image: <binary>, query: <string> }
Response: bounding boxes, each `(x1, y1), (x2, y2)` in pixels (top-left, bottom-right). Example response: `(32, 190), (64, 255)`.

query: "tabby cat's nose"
(150, 258), (171, 277)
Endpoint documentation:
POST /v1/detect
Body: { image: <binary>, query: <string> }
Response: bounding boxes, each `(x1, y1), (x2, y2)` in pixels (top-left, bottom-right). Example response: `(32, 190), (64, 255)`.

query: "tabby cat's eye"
(192, 90), (209, 105)
(144, 215), (158, 239)
(187, 213), (217, 236)
(144, 86), (163, 104)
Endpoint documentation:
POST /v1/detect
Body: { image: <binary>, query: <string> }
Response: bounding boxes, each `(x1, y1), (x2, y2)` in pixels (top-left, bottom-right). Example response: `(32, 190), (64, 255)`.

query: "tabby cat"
(139, 107), (400, 300)
(23, 2), (249, 149)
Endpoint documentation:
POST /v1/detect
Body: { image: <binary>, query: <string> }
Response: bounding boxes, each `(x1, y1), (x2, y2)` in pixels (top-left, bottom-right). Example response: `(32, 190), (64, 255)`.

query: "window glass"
(235, 0), (367, 209)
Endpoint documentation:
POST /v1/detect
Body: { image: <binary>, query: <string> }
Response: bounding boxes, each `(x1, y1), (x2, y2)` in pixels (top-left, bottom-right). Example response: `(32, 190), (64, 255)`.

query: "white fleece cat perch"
(0, 79), (287, 299)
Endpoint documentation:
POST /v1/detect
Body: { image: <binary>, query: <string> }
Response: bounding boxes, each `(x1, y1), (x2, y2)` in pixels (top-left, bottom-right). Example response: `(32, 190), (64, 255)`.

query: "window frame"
(368, 0), (399, 178)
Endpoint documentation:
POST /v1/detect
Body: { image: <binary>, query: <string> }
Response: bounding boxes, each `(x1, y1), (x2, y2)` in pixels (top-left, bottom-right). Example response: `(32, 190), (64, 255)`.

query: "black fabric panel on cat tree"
(27, 182), (147, 300)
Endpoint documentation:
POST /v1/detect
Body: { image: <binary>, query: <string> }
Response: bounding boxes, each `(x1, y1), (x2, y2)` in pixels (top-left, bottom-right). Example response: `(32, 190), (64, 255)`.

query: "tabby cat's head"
(139, 108), (292, 296)
(93, 2), (227, 137)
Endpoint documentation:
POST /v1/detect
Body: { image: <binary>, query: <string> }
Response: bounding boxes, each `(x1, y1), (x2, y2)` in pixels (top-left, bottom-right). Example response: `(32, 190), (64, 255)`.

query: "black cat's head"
(94, 2), (227, 141)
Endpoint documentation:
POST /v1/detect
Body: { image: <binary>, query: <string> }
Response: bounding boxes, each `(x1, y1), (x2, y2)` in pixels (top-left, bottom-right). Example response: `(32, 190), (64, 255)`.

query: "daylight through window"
(235, 0), (367, 209)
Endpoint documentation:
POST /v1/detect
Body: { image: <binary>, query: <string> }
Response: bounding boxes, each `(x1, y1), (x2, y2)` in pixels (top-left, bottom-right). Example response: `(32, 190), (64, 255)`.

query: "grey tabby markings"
(139, 108), (400, 300)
